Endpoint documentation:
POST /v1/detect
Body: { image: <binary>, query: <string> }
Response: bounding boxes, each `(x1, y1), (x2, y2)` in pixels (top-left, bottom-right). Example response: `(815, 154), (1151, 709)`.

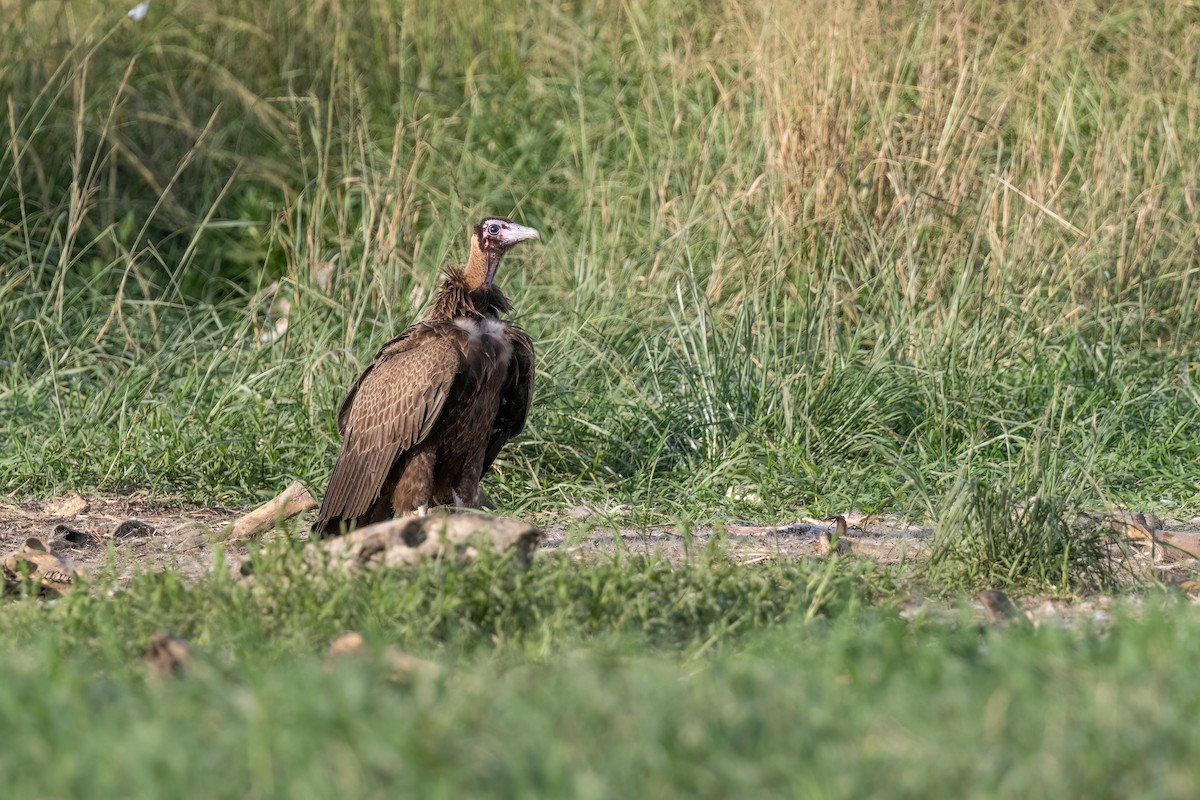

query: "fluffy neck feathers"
(430, 268), (511, 320)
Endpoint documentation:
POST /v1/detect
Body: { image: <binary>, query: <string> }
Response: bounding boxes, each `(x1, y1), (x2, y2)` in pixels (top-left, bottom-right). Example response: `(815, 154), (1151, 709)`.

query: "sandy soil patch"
(4, 494), (1199, 627)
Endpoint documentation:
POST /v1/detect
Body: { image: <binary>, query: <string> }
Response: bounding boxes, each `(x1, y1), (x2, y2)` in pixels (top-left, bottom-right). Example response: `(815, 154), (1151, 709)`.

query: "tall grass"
(2, 0), (1198, 579)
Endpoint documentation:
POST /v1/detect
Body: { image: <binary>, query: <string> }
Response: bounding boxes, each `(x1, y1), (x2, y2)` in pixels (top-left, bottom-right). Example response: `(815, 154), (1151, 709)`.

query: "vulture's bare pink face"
(479, 218), (541, 248)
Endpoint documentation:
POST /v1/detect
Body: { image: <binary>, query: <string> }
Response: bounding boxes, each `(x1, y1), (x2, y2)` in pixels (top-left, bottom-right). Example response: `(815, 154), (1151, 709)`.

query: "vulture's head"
(469, 216), (541, 289)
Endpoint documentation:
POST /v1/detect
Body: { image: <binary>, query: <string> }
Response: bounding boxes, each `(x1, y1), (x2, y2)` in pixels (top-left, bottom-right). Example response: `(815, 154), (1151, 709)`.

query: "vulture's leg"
(391, 446), (436, 515)
(451, 487), (482, 508)
(451, 456), (486, 511)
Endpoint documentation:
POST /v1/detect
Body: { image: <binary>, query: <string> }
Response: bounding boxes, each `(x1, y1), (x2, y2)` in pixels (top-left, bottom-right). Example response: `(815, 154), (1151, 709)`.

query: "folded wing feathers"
(319, 331), (462, 521)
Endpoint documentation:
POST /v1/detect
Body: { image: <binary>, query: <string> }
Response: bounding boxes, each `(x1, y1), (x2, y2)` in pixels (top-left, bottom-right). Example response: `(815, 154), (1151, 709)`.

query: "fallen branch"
(317, 511), (543, 571)
(224, 481), (317, 540)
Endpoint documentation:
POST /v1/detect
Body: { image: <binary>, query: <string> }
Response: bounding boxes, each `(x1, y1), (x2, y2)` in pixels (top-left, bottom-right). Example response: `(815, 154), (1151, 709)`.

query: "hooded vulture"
(312, 216), (540, 537)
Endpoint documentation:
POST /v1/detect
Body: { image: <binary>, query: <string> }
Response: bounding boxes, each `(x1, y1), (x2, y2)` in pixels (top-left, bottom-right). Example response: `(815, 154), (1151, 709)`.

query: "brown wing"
(335, 326), (420, 437)
(481, 325), (535, 476)
(316, 324), (463, 526)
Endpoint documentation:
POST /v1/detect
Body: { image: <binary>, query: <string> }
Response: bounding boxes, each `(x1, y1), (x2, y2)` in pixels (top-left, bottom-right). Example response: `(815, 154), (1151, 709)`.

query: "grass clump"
(31, 545), (875, 655)
(929, 479), (1115, 592)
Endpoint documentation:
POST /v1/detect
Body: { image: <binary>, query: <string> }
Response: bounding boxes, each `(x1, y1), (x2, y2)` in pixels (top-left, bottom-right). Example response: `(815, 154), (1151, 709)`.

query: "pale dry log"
(318, 510), (543, 571)
(224, 481), (317, 540)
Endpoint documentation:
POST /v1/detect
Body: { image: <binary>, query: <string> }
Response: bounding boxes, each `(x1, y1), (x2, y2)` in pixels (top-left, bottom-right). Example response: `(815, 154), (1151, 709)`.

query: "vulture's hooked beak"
(499, 223), (541, 246)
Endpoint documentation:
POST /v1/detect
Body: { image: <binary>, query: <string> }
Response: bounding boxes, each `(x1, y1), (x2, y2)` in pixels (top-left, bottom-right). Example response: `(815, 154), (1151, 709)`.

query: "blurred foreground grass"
(0, 547), (1196, 798)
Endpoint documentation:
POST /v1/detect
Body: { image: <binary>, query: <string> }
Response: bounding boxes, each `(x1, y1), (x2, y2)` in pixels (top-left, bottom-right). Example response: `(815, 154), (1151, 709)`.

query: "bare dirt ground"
(4, 494), (1199, 626)
(0, 495), (930, 583)
(538, 512), (931, 565)
(0, 495), (230, 585)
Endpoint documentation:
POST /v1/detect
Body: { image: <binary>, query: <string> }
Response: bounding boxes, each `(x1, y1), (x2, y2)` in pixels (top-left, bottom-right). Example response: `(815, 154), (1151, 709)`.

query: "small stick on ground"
(224, 481), (317, 541)
(818, 515), (853, 556)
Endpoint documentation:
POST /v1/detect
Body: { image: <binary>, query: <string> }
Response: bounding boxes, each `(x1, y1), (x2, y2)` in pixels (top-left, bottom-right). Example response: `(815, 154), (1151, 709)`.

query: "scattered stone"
(145, 634), (190, 680)
(52, 523), (99, 549)
(979, 589), (1026, 625)
(567, 504), (595, 521)
(175, 530), (211, 552)
(113, 519), (156, 539)
(727, 521), (813, 536)
(1025, 600), (1068, 630)
(326, 631), (439, 682)
(897, 597), (927, 622)
(42, 495), (88, 518)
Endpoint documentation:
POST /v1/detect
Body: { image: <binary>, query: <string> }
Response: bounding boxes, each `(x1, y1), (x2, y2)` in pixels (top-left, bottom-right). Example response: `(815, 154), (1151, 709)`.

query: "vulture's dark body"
(313, 245), (536, 538)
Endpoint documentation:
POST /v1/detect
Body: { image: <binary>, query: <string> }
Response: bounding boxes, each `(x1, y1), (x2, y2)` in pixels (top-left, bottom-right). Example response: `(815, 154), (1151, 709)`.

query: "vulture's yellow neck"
(463, 235), (497, 292)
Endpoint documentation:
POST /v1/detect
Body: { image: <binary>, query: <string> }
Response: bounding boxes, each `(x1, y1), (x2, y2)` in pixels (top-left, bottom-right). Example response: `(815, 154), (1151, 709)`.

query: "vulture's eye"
(487, 224), (500, 235)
